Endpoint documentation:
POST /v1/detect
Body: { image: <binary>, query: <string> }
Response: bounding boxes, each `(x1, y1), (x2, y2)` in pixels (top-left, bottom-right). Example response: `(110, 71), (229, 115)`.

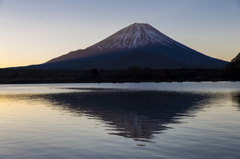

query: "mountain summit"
(27, 23), (227, 69)
(87, 23), (179, 51)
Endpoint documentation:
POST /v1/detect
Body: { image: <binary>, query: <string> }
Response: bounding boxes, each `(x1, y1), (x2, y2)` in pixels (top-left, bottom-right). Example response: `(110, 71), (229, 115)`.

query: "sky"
(0, 0), (240, 68)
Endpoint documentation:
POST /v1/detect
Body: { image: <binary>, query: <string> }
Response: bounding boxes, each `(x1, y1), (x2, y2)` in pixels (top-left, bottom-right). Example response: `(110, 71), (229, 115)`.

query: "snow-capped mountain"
(87, 23), (181, 51)
(27, 23), (227, 69)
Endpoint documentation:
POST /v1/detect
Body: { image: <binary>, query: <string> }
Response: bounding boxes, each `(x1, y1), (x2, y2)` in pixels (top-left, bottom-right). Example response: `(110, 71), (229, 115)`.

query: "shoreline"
(0, 67), (231, 84)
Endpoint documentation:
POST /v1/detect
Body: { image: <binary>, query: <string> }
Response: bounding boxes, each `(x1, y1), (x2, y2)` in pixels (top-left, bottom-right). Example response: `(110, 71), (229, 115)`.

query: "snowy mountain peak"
(87, 23), (176, 51)
(44, 23), (227, 69)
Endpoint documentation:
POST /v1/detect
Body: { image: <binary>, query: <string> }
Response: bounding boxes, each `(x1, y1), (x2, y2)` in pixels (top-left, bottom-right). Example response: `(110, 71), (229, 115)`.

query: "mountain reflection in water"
(1, 84), (240, 159)
(37, 90), (215, 143)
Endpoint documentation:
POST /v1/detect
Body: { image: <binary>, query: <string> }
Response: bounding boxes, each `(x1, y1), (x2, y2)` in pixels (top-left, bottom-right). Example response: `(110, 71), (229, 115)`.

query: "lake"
(1, 82), (240, 159)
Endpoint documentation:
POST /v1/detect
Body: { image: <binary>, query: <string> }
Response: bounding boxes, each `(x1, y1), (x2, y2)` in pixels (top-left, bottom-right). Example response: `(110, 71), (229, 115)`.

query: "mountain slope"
(36, 23), (227, 69)
(96, 52), (184, 69)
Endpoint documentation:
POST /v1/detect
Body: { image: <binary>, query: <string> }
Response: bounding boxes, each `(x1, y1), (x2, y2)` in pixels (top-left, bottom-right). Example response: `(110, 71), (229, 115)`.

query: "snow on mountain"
(87, 23), (187, 51)
(41, 23), (227, 69)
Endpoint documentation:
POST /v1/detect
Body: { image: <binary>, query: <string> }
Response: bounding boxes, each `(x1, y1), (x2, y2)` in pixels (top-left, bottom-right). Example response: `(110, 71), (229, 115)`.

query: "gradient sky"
(0, 0), (240, 68)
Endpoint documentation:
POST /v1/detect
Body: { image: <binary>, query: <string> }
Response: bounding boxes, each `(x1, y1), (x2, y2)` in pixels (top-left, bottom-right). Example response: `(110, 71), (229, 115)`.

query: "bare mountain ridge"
(28, 23), (227, 69)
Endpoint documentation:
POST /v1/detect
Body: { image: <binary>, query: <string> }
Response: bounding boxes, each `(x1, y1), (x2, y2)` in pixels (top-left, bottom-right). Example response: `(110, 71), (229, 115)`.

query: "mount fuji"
(25, 23), (227, 69)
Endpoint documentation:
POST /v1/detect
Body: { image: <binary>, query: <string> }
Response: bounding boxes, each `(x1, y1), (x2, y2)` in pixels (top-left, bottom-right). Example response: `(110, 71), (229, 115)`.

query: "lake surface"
(1, 82), (240, 159)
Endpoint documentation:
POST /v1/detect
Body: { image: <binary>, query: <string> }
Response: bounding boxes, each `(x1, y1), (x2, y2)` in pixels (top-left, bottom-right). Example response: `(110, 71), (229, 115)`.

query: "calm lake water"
(1, 82), (240, 159)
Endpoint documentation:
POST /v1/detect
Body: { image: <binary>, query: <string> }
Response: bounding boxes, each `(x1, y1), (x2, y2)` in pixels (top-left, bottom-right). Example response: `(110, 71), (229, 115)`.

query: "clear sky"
(0, 0), (240, 68)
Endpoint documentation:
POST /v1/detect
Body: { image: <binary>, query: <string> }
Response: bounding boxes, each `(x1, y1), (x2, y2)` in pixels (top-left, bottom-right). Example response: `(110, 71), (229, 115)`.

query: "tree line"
(223, 52), (240, 80)
(0, 66), (224, 84)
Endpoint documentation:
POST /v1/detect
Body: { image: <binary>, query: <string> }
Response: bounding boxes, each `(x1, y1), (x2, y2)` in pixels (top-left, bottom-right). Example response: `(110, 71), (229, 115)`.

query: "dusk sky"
(0, 0), (240, 68)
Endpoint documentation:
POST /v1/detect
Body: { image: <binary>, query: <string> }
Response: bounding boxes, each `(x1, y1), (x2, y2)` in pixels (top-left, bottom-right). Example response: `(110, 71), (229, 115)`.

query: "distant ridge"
(23, 23), (227, 69)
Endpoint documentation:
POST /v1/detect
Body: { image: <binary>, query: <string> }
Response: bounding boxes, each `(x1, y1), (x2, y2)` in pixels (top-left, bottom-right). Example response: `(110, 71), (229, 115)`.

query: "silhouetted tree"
(223, 52), (240, 80)
(91, 69), (99, 78)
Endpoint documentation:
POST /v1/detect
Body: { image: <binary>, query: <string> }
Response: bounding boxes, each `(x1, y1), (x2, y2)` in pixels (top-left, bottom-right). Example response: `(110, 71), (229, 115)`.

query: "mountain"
(223, 52), (240, 80)
(95, 52), (182, 69)
(25, 23), (227, 69)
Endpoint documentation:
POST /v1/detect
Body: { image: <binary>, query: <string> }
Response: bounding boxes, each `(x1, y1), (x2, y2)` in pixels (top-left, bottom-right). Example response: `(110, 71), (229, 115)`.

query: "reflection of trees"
(41, 91), (208, 143)
(231, 92), (240, 111)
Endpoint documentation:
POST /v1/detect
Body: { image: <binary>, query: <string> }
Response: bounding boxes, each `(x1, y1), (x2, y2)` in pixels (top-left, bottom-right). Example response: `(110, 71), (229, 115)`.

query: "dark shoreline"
(0, 67), (231, 84)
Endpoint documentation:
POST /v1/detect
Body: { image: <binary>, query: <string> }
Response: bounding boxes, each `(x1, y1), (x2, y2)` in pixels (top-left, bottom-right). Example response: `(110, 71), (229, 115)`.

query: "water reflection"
(1, 84), (240, 158)
(231, 91), (240, 111)
(38, 90), (215, 143)
(0, 89), (230, 144)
